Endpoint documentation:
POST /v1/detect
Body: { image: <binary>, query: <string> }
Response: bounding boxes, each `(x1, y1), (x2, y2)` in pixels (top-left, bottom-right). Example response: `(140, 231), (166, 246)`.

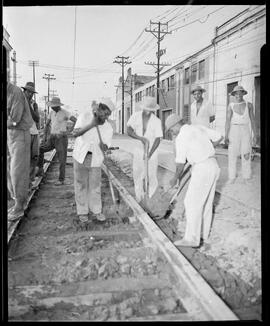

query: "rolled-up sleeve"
(202, 126), (221, 142)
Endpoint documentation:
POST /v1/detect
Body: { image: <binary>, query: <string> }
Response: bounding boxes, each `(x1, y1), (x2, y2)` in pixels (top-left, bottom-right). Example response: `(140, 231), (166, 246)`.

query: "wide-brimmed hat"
(231, 85), (248, 96)
(191, 85), (206, 94)
(47, 97), (64, 107)
(140, 96), (160, 112)
(99, 97), (116, 112)
(21, 82), (37, 94)
(165, 113), (184, 131)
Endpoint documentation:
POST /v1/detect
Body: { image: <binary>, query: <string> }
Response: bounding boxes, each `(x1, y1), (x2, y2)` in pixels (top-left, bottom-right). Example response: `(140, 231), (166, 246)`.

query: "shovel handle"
(96, 125), (116, 204)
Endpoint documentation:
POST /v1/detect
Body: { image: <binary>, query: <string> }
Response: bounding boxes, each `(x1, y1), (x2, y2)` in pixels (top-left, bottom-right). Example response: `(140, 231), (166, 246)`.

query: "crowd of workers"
(7, 80), (258, 247)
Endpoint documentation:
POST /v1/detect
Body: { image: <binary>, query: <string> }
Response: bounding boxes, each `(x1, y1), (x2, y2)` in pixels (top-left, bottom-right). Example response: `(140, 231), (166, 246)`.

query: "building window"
(199, 60), (205, 80)
(166, 77), (170, 92)
(191, 63), (197, 84)
(161, 80), (166, 92)
(185, 68), (190, 84)
(151, 85), (155, 97)
(170, 75), (175, 88)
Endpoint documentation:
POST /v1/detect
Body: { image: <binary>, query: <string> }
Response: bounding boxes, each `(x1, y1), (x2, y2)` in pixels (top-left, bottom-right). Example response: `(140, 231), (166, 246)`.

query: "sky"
(3, 4), (252, 114)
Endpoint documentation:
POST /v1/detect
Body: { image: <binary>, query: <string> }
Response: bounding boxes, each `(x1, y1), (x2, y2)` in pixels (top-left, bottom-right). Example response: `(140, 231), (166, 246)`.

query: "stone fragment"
(120, 264), (131, 275)
(162, 297), (178, 312)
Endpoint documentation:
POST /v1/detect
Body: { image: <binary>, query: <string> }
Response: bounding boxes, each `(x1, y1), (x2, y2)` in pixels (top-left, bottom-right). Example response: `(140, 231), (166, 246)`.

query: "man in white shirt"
(127, 96), (163, 203)
(190, 85), (215, 127)
(37, 97), (77, 185)
(72, 101), (113, 224)
(165, 114), (223, 248)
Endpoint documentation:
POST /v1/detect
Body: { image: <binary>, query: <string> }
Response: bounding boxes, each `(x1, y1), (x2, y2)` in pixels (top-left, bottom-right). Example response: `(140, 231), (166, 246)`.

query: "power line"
(170, 6), (227, 33)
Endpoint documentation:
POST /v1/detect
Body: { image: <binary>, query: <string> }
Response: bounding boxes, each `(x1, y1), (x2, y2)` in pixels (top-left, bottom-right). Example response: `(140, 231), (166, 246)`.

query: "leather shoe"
(173, 239), (199, 248)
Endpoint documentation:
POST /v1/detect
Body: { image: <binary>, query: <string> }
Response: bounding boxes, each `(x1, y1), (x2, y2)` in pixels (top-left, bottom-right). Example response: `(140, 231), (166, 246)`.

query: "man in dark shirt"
(7, 82), (34, 221)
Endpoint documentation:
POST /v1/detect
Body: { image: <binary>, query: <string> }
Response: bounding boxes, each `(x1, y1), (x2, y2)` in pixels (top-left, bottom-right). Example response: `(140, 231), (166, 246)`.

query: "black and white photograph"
(2, 2), (265, 322)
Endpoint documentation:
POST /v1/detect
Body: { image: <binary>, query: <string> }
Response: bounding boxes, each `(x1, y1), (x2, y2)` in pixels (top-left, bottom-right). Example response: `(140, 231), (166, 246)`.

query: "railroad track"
(8, 139), (238, 321)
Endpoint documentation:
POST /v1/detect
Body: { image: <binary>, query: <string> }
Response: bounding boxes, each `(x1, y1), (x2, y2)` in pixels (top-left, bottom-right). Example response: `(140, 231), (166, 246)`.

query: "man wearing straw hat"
(224, 85), (258, 184)
(190, 85), (215, 127)
(127, 96), (163, 203)
(7, 82), (34, 221)
(37, 97), (77, 185)
(71, 98), (114, 224)
(165, 113), (223, 247)
(22, 82), (40, 187)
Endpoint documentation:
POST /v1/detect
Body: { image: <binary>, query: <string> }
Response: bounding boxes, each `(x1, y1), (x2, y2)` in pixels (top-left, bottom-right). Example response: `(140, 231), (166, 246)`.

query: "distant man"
(37, 97), (77, 185)
(7, 82), (34, 221)
(190, 85), (215, 127)
(72, 100), (114, 224)
(224, 85), (258, 184)
(165, 114), (223, 248)
(127, 96), (163, 203)
(22, 82), (40, 185)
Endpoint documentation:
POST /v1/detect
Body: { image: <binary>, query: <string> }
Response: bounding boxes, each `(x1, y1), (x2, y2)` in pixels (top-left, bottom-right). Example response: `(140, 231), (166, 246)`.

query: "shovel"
(143, 150), (149, 202)
(161, 163), (192, 220)
(96, 125), (128, 224)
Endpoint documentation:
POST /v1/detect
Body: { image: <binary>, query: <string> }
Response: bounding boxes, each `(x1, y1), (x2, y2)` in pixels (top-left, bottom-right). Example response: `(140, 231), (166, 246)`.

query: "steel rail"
(7, 149), (57, 244)
(101, 162), (239, 321)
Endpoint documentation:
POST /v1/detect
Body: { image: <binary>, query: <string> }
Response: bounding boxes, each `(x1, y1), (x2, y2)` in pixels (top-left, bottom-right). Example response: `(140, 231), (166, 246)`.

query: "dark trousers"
(38, 134), (68, 181)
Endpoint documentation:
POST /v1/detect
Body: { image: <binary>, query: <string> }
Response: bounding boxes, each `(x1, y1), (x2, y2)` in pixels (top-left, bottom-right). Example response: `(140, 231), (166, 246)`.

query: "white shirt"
(49, 108), (71, 134)
(127, 111), (163, 148)
(72, 111), (113, 167)
(190, 100), (215, 127)
(175, 124), (221, 165)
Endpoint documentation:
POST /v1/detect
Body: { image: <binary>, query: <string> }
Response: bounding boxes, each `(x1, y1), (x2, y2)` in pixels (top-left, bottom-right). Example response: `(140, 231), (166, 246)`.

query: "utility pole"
(113, 56), (131, 134)
(11, 51), (17, 85)
(28, 60), (39, 101)
(145, 21), (171, 117)
(42, 73), (56, 116)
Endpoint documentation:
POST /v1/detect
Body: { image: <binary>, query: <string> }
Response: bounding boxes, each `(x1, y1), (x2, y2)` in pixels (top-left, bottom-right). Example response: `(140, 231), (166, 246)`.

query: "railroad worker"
(7, 82), (34, 221)
(190, 85), (215, 127)
(22, 82), (40, 186)
(165, 114), (223, 248)
(37, 97), (77, 185)
(127, 96), (163, 203)
(72, 100), (114, 224)
(224, 85), (258, 184)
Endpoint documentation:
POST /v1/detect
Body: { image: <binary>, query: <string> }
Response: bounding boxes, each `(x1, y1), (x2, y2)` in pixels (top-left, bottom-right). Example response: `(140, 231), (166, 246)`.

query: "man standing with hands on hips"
(37, 97), (77, 185)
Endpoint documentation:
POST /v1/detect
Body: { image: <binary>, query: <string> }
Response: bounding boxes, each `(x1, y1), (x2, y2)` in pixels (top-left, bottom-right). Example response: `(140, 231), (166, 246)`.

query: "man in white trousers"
(165, 114), (223, 247)
(224, 85), (258, 184)
(127, 96), (163, 203)
(72, 99), (114, 225)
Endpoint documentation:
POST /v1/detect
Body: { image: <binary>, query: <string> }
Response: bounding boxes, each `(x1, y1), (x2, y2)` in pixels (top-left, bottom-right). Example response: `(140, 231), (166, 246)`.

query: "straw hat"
(99, 97), (116, 112)
(231, 85), (248, 96)
(21, 82), (37, 93)
(165, 113), (184, 131)
(47, 97), (64, 107)
(191, 85), (206, 94)
(140, 96), (160, 112)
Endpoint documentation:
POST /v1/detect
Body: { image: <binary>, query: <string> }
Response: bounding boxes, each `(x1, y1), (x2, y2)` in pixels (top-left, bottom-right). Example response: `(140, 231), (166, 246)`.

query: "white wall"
(213, 14), (266, 136)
